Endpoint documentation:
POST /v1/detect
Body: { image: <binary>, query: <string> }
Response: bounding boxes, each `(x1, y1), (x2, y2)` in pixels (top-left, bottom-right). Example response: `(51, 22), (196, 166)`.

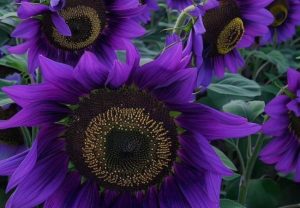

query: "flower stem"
(238, 133), (265, 205)
(172, 5), (196, 34)
(21, 127), (32, 148)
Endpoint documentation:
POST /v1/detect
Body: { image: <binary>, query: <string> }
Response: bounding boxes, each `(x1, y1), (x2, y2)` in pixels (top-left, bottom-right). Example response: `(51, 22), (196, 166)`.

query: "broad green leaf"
(213, 147), (237, 171)
(206, 73), (261, 108)
(221, 199), (245, 208)
(223, 100), (265, 121)
(246, 179), (280, 208)
(250, 50), (289, 74)
(208, 73), (261, 98)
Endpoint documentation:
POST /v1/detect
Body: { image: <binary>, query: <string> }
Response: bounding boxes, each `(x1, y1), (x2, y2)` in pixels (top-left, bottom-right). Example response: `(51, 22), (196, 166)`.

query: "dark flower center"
(203, 0), (244, 56)
(289, 112), (300, 140)
(43, 0), (106, 51)
(268, 0), (288, 27)
(65, 87), (178, 191)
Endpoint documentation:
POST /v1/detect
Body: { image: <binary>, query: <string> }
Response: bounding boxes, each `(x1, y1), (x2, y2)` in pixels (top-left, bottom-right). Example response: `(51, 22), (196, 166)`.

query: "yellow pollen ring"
(217, 17), (245, 55)
(82, 107), (173, 188)
(51, 5), (102, 50)
(269, 4), (288, 27)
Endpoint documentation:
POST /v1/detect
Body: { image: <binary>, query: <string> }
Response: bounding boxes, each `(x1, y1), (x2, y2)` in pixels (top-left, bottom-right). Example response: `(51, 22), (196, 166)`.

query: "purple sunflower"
(186, 0), (274, 87)
(9, 0), (145, 74)
(0, 42), (260, 207)
(261, 0), (300, 44)
(260, 68), (300, 182)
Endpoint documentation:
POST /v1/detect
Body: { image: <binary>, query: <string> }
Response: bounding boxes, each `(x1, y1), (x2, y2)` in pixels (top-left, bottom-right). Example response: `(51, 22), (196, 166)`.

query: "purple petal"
(114, 19), (145, 38)
(6, 152), (68, 208)
(106, 60), (132, 88)
(174, 103), (261, 140)
(6, 140), (38, 192)
(70, 181), (100, 208)
(265, 95), (290, 117)
(179, 133), (232, 175)
(45, 172), (80, 208)
(294, 154), (300, 182)
(287, 68), (300, 93)
(152, 67), (197, 104)
(39, 55), (87, 96)
(262, 116), (289, 136)
(102, 190), (119, 207)
(3, 84), (79, 107)
(8, 40), (34, 54)
(113, 192), (140, 207)
(287, 99), (300, 117)
(18, 2), (49, 19)
(158, 176), (190, 208)
(11, 19), (40, 39)
(143, 186), (159, 208)
(0, 102), (70, 129)
(51, 12), (71, 36)
(0, 143), (25, 161)
(197, 62), (214, 87)
(74, 52), (109, 91)
(0, 150), (28, 176)
(174, 164), (217, 207)
(275, 141), (298, 173)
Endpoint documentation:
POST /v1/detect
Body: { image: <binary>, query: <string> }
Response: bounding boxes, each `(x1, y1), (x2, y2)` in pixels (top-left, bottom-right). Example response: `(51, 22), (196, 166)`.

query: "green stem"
(253, 62), (268, 80)
(172, 5), (196, 34)
(226, 140), (245, 173)
(247, 135), (252, 159)
(21, 127), (32, 148)
(32, 127), (39, 140)
(238, 133), (265, 205)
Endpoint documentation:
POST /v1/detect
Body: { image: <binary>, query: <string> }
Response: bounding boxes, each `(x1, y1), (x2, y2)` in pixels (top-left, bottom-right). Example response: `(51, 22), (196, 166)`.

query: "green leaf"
(223, 173), (241, 181)
(213, 147), (237, 171)
(0, 78), (16, 87)
(223, 100), (265, 121)
(250, 50), (289, 74)
(0, 54), (27, 73)
(221, 199), (245, 208)
(0, 92), (13, 106)
(206, 73), (261, 108)
(277, 178), (300, 206)
(140, 58), (153, 65)
(208, 73), (261, 97)
(246, 179), (280, 208)
(0, 79), (16, 107)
